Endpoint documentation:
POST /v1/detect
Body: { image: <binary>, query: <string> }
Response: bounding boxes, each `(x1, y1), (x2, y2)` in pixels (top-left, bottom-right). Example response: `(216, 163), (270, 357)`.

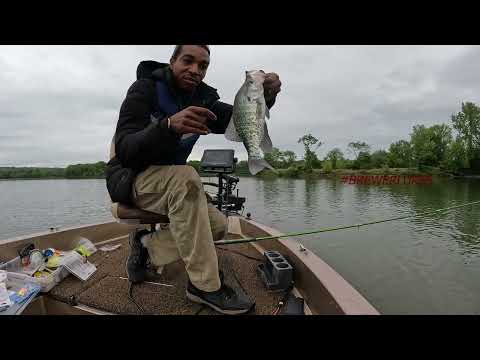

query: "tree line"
(0, 167), (65, 179)
(0, 162), (107, 179)
(3, 102), (479, 179)
(259, 101), (480, 176)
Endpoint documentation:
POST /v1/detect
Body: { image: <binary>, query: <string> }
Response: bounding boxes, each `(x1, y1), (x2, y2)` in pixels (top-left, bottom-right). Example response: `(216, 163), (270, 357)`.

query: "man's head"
(169, 45), (210, 92)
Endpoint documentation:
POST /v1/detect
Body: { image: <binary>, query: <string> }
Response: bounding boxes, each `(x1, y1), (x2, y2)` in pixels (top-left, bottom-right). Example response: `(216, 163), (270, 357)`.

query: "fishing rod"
(215, 200), (480, 246)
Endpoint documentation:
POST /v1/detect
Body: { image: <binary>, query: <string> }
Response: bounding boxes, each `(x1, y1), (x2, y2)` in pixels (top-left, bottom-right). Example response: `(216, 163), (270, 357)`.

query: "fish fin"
(260, 122), (273, 153)
(248, 157), (274, 175)
(257, 95), (269, 120)
(224, 116), (243, 142)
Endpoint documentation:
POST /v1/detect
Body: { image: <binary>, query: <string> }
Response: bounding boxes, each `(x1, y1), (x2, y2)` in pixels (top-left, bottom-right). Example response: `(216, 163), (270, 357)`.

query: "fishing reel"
(200, 149), (246, 215)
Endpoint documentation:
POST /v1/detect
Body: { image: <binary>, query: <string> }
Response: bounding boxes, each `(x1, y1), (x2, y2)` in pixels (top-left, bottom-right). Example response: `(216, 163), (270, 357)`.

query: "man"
(106, 45), (281, 315)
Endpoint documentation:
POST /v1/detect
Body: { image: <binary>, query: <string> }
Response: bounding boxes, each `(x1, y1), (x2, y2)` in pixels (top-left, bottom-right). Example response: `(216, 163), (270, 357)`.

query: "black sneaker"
(186, 276), (255, 315)
(126, 229), (150, 283)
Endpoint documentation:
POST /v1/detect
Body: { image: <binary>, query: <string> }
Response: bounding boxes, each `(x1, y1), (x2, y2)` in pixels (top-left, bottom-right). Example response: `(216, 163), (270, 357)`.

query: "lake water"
(1, 177), (479, 314)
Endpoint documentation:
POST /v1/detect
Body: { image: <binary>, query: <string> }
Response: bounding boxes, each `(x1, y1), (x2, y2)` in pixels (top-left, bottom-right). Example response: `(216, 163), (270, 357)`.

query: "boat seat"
(108, 135), (169, 228)
(111, 202), (170, 225)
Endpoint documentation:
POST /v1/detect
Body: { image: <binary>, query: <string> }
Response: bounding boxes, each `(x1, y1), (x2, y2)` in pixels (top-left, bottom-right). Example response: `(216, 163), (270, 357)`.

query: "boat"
(0, 149), (379, 315)
(0, 213), (379, 315)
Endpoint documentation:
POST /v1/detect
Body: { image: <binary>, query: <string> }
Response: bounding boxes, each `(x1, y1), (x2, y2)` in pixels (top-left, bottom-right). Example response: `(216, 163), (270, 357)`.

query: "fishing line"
(216, 246), (263, 262)
(215, 200), (480, 246)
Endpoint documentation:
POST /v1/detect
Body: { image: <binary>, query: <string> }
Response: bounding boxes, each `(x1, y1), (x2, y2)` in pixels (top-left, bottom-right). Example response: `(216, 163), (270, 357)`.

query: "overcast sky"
(1, 45), (479, 167)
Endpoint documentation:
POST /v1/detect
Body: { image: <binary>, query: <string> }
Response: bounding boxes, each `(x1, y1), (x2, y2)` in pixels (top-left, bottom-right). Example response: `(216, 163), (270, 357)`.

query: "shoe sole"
(186, 290), (252, 315)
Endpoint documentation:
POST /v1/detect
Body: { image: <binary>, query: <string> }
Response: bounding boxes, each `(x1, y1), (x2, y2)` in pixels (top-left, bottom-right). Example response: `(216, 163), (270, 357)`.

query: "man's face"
(170, 45), (210, 92)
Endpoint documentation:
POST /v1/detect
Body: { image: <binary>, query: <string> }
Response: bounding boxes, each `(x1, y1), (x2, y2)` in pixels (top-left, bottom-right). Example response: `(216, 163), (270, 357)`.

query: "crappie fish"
(225, 70), (274, 175)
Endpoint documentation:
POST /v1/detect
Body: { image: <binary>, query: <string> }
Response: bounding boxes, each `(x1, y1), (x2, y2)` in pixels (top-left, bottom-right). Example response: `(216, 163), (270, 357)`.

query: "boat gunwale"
(0, 220), (121, 245)
(0, 221), (134, 263)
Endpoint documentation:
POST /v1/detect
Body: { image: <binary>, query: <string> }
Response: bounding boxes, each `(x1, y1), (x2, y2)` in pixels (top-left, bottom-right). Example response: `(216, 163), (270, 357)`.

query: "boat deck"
(48, 235), (284, 315)
(2, 219), (381, 315)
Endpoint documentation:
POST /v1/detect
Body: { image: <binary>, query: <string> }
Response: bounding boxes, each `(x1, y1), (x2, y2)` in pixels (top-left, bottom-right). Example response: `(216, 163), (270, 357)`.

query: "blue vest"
(154, 81), (200, 165)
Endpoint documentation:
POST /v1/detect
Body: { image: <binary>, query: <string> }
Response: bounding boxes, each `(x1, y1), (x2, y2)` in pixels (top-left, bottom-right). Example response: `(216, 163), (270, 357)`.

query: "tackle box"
(0, 256), (70, 293)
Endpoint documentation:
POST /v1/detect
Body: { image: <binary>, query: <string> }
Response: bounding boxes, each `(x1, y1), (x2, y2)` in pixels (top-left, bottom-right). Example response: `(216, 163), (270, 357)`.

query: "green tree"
(451, 102), (480, 166)
(442, 139), (469, 172)
(370, 150), (388, 168)
(338, 158), (354, 169)
(410, 124), (452, 166)
(264, 148), (298, 169)
(411, 125), (435, 165)
(65, 162), (106, 178)
(298, 134), (322, 170)
(347, 141), (371, 160)
(264, 147), (283, 168)
(281, 150), (297, 168)
(322, 160), (333, 173)
(353, 151), (372, 169)
(431, 124), (453, 165)
(325, 148), (344, 169)
(388, 140), (412, 168)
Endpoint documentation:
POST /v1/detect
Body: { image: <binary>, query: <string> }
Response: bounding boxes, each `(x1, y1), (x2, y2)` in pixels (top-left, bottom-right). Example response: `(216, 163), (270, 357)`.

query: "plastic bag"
(0, 283), (12, 311)
(9, 282), (41, 304)
(21, 250), (45, 276)
(74, 237), (97, 257)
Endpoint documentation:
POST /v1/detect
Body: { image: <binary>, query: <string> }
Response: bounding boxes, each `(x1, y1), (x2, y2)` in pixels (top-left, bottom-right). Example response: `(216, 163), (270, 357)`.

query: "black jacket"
(106, 61), (275, 205)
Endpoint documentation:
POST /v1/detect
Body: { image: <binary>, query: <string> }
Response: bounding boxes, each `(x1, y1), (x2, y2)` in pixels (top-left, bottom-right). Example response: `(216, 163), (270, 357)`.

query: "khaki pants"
(132, 165), (226, 292)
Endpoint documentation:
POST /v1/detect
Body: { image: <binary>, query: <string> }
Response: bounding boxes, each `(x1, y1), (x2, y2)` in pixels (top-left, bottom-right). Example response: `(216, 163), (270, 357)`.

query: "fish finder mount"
(200, 149), (246, 215)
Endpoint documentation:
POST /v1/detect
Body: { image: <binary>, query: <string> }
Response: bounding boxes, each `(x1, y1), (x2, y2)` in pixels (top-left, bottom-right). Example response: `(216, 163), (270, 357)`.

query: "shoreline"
(0, 177), (106, 181)
(2, 168), (478, 181)
(252, 167), (453, 179)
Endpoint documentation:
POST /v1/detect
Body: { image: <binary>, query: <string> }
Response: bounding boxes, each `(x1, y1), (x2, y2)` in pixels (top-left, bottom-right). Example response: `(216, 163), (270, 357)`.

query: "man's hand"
(168, 106), (217, 135)
(263, 73), (282, 102)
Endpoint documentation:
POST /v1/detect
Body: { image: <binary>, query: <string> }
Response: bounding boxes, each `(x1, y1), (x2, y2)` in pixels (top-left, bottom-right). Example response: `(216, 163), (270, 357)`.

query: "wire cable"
(128, 282), (145, 314)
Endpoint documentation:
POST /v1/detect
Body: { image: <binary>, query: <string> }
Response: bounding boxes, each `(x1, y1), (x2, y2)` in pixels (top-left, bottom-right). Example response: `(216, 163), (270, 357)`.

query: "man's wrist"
(159, 116), (179, 136)
(159, 117), (170, 129)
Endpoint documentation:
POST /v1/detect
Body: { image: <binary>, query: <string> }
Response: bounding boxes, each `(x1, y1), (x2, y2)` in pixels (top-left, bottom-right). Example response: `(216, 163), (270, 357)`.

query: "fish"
(225, 70), (274, 175)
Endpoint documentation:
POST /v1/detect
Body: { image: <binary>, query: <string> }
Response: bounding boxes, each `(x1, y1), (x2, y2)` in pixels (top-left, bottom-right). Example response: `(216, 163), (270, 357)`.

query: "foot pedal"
(257, 250), (293, 291)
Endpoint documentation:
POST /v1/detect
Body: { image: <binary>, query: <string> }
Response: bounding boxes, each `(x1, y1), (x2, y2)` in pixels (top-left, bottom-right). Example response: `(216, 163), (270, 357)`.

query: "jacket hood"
(136, 60), (218, 95)
(136, 61), (168, 80)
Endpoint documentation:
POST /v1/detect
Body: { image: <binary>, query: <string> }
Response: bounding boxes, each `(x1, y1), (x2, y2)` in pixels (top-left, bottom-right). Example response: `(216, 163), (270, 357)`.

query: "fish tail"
(248, 157), (274, 175)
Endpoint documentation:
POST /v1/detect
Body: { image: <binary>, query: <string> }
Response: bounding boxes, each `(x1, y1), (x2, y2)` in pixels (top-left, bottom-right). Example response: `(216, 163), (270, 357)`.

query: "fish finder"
(199, 149), (236, 174)
(200, 149), (246, 214)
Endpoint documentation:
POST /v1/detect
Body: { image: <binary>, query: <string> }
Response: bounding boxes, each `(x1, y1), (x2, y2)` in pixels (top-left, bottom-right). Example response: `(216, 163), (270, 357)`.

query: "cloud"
(0, 45), (478, 166)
